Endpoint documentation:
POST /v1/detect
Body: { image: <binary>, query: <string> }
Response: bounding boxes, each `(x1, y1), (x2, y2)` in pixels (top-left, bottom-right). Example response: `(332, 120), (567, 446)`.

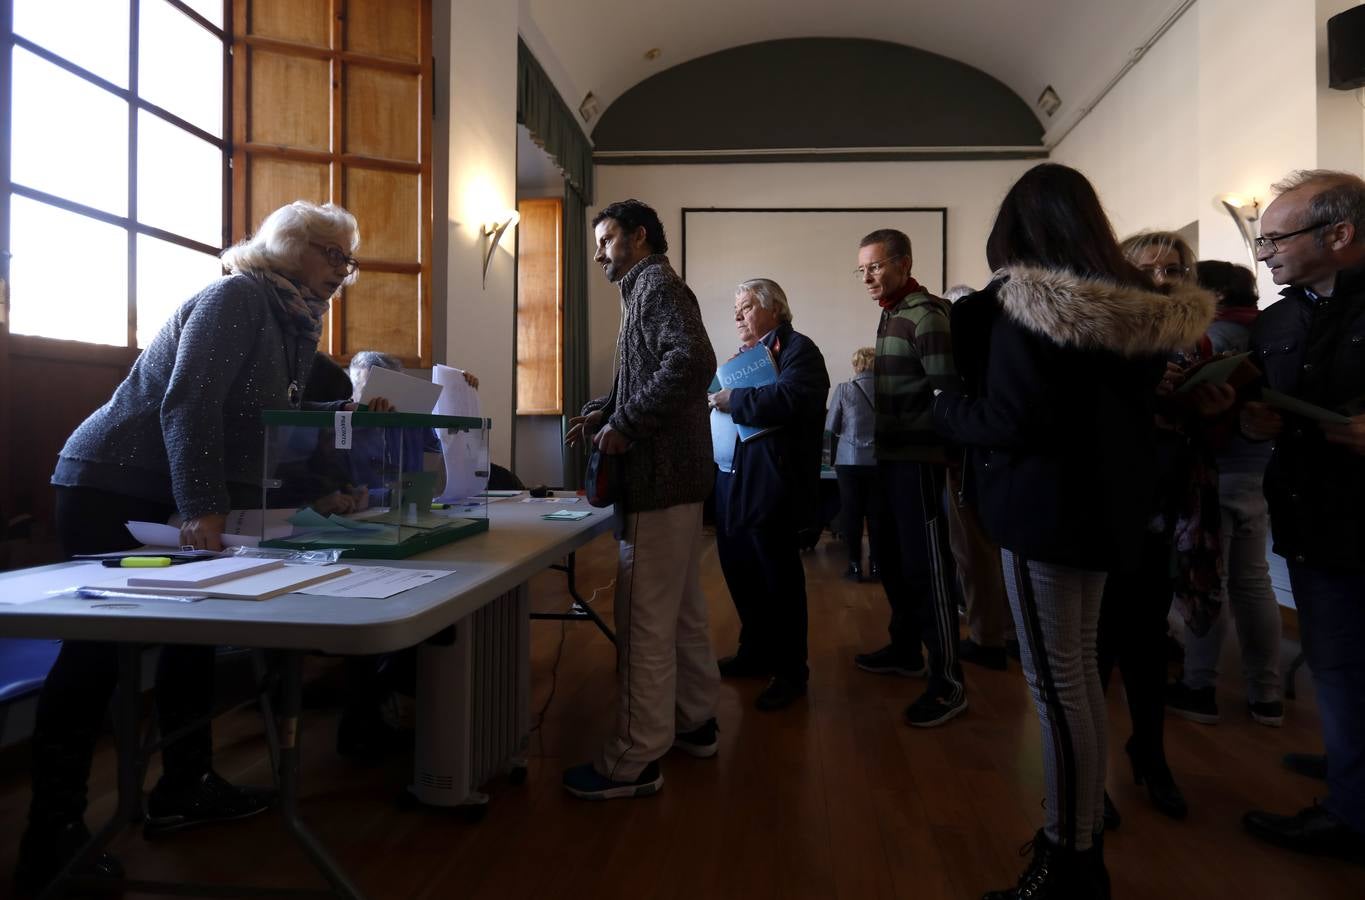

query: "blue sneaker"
(562, 761), (663, 800)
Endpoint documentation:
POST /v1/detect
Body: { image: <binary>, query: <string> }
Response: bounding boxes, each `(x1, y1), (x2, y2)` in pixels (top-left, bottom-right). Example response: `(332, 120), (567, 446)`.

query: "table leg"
(534, 552), (616, 645)
(37, 643), (144, 900)
(277, 651), (368, 900)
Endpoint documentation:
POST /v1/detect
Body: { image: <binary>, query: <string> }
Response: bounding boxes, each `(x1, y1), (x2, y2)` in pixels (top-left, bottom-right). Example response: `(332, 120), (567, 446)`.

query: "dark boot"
(14, 819), (124, 896)
(982, 829), (1109, 900)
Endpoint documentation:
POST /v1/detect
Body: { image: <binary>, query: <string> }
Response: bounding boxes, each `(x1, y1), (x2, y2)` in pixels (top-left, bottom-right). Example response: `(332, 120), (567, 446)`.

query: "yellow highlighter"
(105, 556), (173, 568)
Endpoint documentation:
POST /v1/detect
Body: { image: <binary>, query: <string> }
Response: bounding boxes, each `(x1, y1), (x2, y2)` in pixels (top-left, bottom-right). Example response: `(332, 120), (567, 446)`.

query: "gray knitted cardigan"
(584, 254), (716, 513)
(52, 273), (328, 519)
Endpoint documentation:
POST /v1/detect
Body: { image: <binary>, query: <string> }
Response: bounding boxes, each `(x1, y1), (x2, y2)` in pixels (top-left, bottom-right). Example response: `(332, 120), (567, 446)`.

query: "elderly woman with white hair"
(16, 201), (379, 893)
(709, 277), (830, 711)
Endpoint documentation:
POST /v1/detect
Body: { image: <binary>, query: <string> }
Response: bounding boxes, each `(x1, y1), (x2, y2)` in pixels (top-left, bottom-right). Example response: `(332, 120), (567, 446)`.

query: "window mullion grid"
(126, 0), (141, 349)
(328, 0), (345, 357)
(1, 1), (13, 289)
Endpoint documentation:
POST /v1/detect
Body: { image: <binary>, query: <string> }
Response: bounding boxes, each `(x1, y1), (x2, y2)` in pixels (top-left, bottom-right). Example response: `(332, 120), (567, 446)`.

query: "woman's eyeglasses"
(1139, 264), (1190, 280)
(311, 242), (359, 275)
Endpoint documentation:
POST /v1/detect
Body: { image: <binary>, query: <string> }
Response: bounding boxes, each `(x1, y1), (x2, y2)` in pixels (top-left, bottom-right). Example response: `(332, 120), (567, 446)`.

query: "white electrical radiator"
(411, 585), (530, 807)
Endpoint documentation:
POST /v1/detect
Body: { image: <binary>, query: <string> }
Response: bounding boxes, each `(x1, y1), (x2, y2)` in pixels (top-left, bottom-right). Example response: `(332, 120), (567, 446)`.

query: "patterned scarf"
(257, 270), (330, 344)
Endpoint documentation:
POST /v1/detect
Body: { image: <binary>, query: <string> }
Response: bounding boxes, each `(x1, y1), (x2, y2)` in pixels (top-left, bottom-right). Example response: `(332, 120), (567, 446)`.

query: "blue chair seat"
(0, 638), (62, 705)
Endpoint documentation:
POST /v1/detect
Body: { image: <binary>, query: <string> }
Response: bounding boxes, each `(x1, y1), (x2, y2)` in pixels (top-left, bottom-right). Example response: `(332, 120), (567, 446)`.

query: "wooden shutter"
(231, 0), (432, 366)
(515, 197), (563, 415)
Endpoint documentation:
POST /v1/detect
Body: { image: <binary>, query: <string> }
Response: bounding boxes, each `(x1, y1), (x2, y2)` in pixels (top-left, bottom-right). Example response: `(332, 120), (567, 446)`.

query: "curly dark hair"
(591, 199), (668, 254)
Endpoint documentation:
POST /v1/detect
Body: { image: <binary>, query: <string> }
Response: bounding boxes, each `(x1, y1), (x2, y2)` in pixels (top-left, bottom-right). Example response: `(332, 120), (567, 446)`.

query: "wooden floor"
(1, 531), (1362, 899)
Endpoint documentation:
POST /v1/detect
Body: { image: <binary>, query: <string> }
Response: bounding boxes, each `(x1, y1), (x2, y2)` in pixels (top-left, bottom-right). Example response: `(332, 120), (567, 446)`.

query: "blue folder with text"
(710, 343), (780, 471)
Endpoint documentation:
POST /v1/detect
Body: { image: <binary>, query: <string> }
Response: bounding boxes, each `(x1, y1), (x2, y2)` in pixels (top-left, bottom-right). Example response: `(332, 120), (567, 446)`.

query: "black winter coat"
(1253, 266), (1365, 570)
(932, 267), (1213, 574)
(724, 323), (830, 531)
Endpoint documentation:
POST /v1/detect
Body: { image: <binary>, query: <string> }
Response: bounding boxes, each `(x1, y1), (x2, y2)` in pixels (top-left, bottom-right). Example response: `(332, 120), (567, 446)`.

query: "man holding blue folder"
(709, 279), (829, 711)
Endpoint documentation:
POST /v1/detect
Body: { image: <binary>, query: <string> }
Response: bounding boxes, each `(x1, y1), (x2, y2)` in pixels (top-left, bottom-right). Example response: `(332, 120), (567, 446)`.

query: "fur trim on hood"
(997, 265), (1216, 358)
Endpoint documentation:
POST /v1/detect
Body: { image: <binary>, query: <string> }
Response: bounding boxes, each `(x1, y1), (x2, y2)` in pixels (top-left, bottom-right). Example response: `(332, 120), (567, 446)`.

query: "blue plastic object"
(0, 639), (62, 705)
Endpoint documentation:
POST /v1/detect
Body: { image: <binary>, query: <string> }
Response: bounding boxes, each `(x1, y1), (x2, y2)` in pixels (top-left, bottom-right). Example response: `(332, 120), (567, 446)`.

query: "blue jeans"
(1287, 563), (1365, 834)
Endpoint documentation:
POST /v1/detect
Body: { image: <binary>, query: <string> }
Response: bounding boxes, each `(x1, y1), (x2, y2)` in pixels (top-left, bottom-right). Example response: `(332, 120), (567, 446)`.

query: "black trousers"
(28, 486), (216, 828)
(1098, 530), (1172, 772)
(835, 464), (879, 566)
(875, 461), (964, 700)
(714, 471), (810, 684)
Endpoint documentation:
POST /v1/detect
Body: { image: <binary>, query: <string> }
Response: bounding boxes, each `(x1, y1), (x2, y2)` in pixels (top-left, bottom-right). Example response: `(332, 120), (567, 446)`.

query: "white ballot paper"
(296, 566), (456, 599)
(433, 364), (488, 502)
(358, 365), (444, 414)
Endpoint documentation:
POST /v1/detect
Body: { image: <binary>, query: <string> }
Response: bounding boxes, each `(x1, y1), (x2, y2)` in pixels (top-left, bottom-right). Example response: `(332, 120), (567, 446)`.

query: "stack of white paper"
(433, 364), (488, 501)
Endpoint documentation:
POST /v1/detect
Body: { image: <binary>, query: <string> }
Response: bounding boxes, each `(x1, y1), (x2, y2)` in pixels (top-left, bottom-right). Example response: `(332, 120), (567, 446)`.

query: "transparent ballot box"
(259, 410), (491, 558)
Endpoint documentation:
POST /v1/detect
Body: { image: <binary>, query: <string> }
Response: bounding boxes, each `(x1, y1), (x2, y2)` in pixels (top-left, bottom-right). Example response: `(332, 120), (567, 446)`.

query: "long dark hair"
(986, 164), (1149, 287)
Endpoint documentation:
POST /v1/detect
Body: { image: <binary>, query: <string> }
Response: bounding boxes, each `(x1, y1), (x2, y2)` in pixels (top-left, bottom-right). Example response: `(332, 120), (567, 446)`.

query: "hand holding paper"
(1322, 414), (1365, 456)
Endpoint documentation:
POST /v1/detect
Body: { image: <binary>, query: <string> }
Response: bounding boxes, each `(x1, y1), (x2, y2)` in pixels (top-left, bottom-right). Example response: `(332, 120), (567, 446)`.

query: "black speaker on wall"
(1328, 5), (1365, 90)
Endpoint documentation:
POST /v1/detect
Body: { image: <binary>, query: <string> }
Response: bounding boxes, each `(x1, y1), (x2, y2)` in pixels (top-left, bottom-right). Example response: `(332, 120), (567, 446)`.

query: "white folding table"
(0, 497), (617, 899)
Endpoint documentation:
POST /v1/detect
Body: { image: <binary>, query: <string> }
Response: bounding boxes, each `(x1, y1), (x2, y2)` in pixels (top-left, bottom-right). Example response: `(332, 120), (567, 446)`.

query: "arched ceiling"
(523, 0), (1183, 145)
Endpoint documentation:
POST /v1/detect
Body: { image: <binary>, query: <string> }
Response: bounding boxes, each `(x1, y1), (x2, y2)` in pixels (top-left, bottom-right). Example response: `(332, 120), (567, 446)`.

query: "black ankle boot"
(982, 829), (1110, 900)
(1126, 739), (1188, 820)
(14, 819), (124, 896)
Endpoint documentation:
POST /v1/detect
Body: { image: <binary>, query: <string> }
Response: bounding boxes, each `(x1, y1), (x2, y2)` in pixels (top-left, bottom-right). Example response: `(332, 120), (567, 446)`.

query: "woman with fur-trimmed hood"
(932, 164), (1214, 900)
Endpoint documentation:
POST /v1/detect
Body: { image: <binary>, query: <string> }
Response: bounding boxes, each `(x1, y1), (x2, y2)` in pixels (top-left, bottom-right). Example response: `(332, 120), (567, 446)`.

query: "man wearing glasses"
(1240, 170), (1365, 863)
(852, 228), (968, 727)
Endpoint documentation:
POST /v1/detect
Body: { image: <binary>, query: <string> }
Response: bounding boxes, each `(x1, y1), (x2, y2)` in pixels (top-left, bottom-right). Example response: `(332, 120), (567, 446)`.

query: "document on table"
(296, 566), (457, 599)
(542, 510), (591, 521)
(0, 563), (104, 605)
(521, 497), (582, 504)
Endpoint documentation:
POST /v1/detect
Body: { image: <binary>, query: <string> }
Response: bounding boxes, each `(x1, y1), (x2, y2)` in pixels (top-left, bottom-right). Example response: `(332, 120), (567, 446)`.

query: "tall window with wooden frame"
(232, 0), (433, 367)
(2, 0), (230, 350)
(516, 197), (563, 415)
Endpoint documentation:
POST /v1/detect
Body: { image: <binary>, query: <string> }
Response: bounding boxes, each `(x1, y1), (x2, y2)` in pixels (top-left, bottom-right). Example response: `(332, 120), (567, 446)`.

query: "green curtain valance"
(517, 39), (594, 204)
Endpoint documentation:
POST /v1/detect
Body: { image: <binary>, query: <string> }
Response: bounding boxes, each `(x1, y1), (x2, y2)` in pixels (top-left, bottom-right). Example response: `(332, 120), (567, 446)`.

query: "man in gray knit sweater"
(562, 199), (720, 800)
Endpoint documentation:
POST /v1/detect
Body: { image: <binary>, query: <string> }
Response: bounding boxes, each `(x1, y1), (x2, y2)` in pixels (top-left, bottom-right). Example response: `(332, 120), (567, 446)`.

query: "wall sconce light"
(481, 210), (520, 289)
(1216, 193), (1261, 268)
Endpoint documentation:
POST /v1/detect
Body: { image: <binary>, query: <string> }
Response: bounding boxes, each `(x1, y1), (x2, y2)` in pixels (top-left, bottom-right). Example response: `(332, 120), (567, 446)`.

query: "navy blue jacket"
(1253, 265), (1365, 570)
(723, 323), (830, 531)
(932, 268), (1211, 574)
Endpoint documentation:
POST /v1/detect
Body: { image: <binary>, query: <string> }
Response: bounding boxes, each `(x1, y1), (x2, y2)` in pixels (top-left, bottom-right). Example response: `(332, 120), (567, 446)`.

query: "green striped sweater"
(874, 291), (961, 462)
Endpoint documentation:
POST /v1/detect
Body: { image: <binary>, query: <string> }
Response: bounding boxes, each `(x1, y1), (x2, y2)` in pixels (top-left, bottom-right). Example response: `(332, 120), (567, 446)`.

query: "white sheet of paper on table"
(125, 520), (290, 549)
(0, 563), (103, 605)
(296, 566), (456, 599)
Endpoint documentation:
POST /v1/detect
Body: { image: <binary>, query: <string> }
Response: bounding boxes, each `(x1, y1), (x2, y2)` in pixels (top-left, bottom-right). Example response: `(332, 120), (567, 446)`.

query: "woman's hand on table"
(180, 514), (226, 551)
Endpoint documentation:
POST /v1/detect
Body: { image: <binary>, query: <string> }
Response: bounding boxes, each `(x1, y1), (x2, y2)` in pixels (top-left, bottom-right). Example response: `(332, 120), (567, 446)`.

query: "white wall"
(1196, 0), (1319, 304)
(588, 159), (1036, 400)
(441, 1), (519, 469)
(1051, 9), (1199, 237)
(1053, 0), (1365, 307)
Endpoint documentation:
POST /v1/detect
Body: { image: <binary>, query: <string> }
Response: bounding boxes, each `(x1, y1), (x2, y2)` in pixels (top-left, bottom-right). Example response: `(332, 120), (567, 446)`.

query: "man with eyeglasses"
(1239, 169), (1365, 863)
(852, 228), (968, 727)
